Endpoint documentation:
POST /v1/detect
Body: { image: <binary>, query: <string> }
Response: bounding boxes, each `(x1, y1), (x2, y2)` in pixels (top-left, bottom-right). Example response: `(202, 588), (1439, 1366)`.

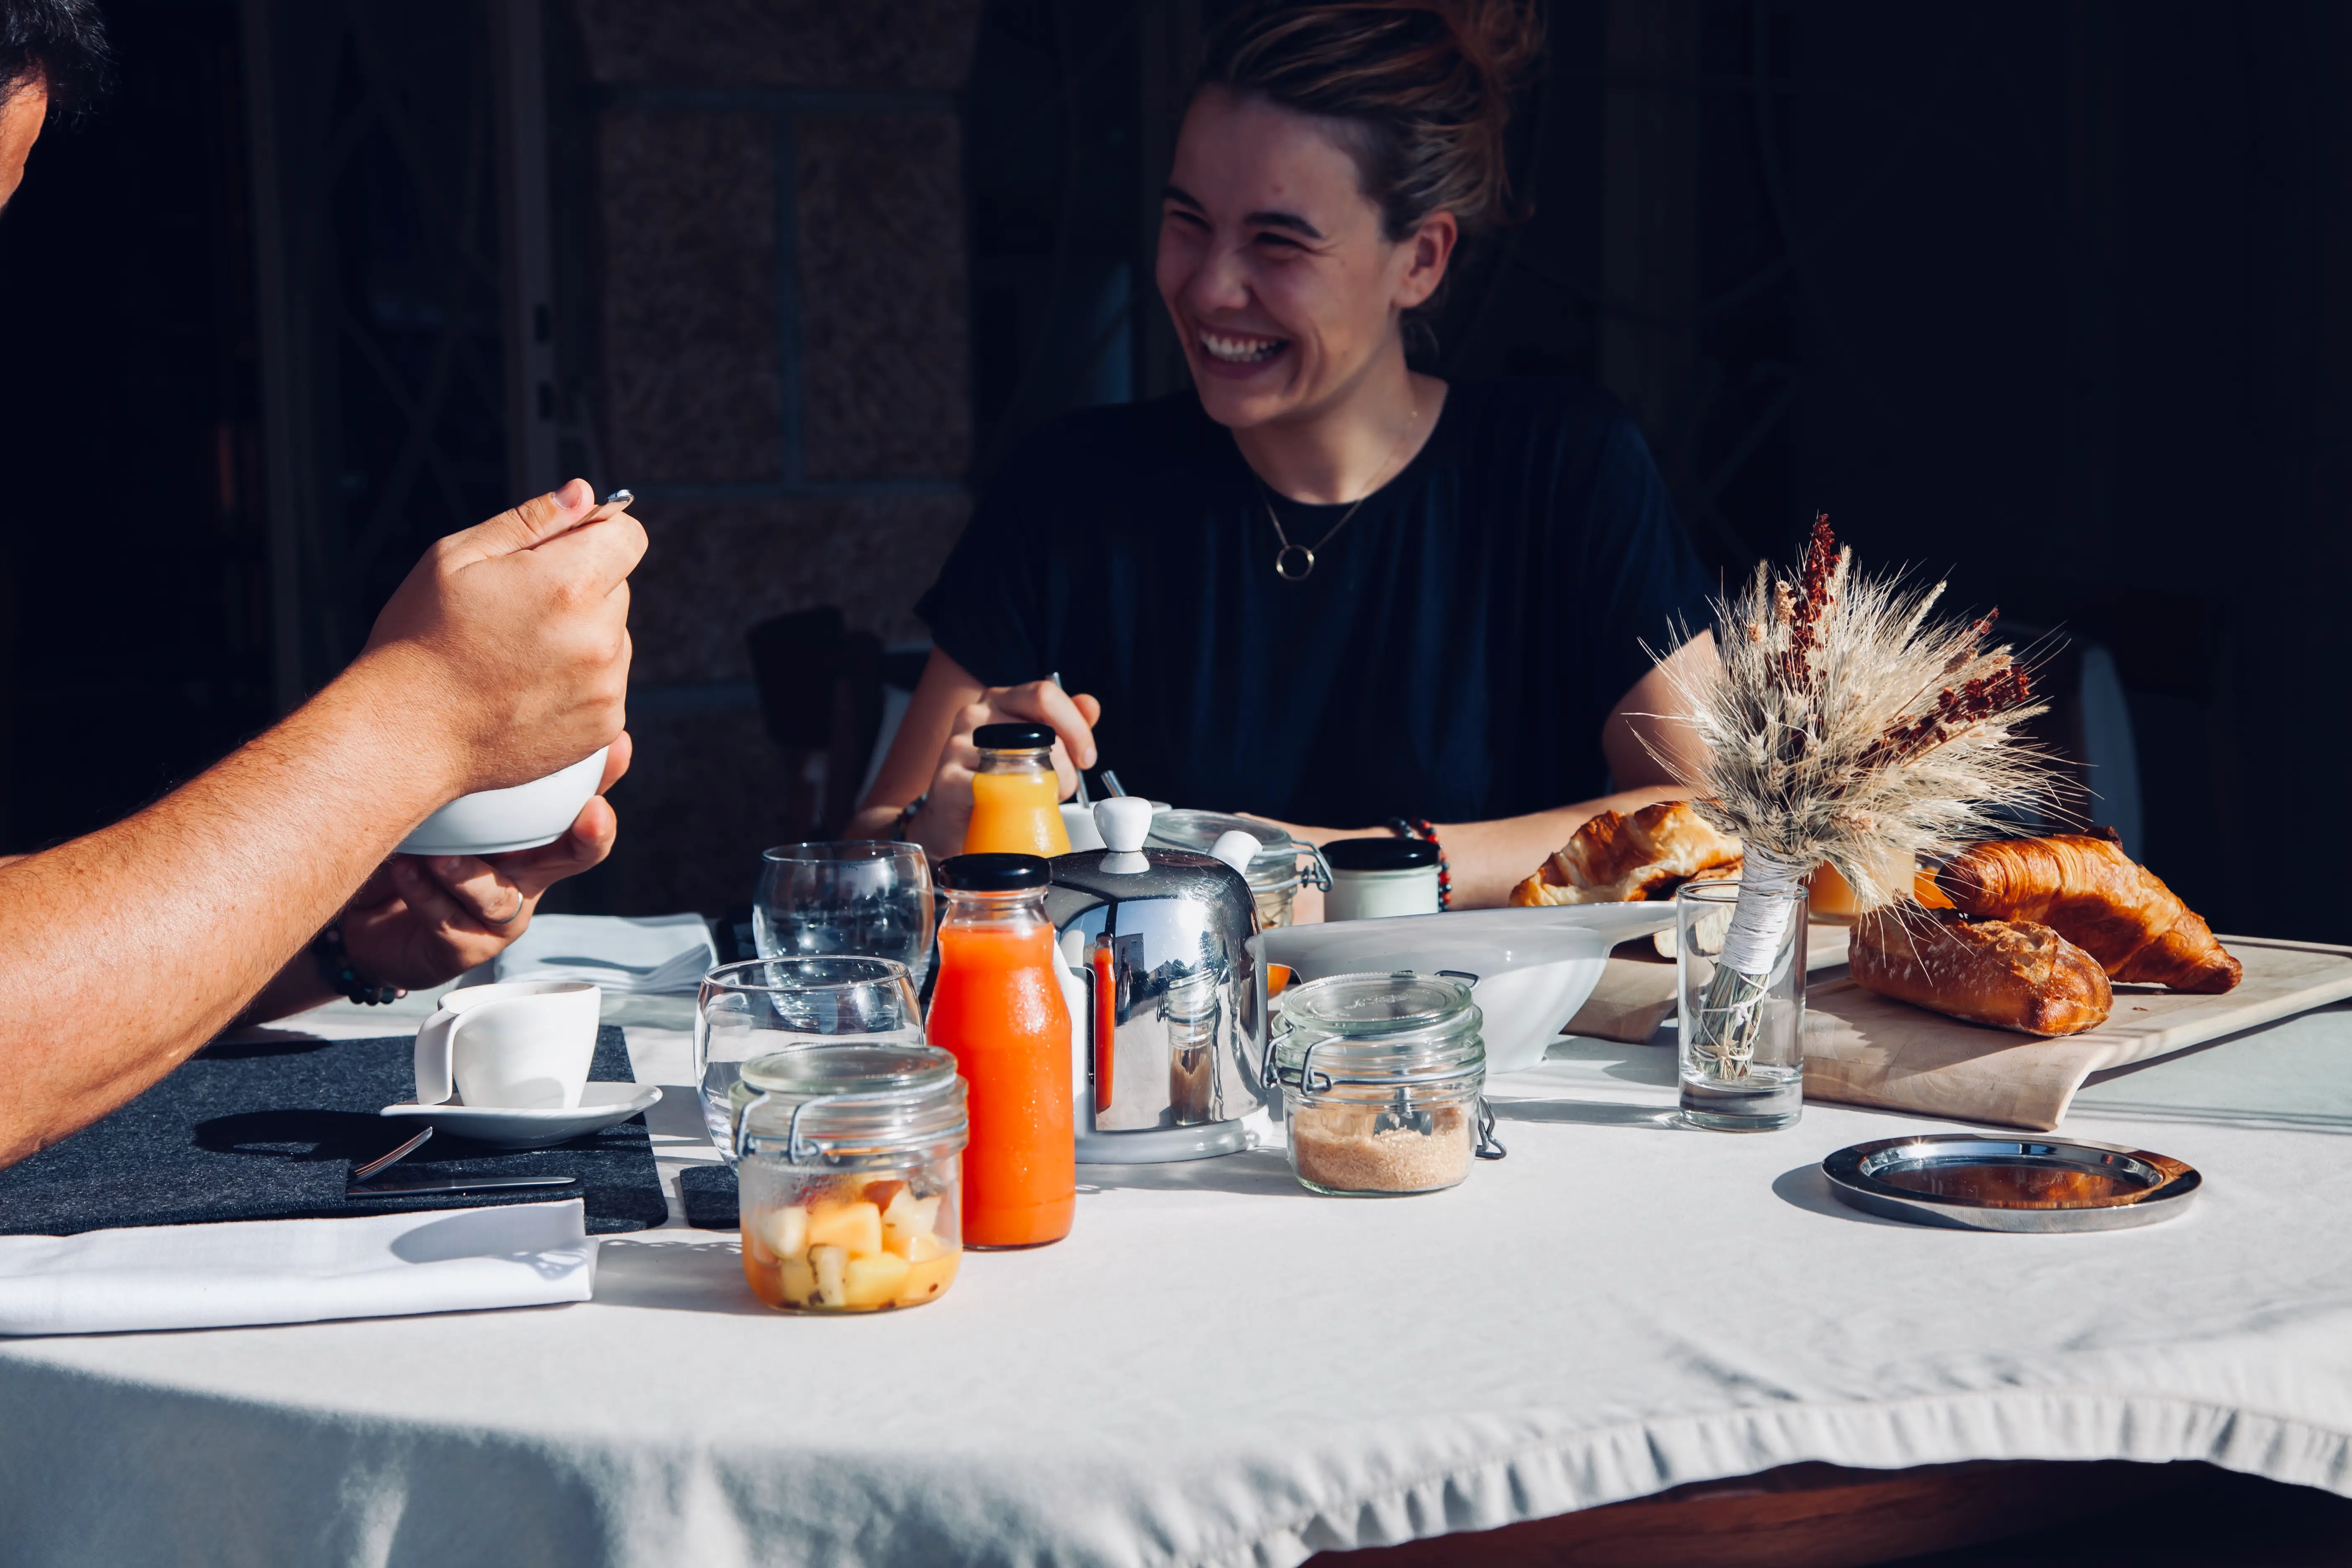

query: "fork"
(351, 1126), (433, 1184)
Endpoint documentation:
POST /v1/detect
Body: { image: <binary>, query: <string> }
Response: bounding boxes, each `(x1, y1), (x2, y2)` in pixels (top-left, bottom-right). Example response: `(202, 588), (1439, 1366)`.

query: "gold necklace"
(1259, 403), (1418, 583)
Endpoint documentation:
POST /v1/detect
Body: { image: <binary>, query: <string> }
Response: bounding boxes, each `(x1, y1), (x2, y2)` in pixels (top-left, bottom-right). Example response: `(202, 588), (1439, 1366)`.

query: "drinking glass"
(1676, 878), (1806, 1131)
(694, 956), (923, 1162)
(755, 842), (936, 983)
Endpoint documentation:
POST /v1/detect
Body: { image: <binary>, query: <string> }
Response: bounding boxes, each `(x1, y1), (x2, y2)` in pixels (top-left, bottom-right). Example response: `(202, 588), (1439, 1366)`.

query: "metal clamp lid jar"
(1148, 810), (1332, 928)
(735, 1042), (969, 1313)
(1269, 972), (1504, 1197)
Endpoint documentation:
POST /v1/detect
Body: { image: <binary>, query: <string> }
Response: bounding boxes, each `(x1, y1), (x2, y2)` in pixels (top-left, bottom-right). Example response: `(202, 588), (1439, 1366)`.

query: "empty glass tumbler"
(695, 956), (923, 1162)
(755, 841), (936, 984)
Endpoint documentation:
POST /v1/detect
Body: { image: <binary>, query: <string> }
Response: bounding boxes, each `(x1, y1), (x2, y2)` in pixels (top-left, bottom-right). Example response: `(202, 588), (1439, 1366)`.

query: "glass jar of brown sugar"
(1269, 972), (1504, 1196)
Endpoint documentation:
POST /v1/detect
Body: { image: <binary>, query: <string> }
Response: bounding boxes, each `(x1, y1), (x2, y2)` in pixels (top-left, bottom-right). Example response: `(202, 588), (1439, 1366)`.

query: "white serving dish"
(1256, 904), (1679, 1073)
(379, 1081), (659, 1150)
(399, 747), (609, 856)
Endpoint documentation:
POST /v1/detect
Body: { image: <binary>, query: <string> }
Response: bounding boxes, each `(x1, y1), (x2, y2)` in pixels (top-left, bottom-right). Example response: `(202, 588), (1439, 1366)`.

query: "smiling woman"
(854, 0), (1721, 911)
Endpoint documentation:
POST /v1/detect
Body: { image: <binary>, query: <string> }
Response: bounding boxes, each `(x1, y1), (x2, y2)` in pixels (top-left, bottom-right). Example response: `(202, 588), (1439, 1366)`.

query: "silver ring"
(485, 892), (527, 927)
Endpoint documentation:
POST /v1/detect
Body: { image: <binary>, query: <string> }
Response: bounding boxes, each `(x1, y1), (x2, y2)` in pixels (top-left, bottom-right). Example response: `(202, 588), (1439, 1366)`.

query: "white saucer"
(380, 1082), (660, 1149)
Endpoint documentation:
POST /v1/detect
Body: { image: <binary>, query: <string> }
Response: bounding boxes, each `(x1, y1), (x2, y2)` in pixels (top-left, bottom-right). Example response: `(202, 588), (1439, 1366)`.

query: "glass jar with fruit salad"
(734, 1041), (969, 1313)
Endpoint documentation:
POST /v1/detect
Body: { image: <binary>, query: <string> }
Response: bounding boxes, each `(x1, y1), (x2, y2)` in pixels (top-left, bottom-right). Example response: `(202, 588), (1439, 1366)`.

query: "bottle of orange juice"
(926, 854), (1075, 1248)
(962, 724), (1072, 857)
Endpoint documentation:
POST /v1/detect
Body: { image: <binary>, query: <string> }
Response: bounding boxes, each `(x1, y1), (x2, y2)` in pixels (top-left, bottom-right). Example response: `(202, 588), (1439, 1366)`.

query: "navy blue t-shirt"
(916, 378), (1712, 828)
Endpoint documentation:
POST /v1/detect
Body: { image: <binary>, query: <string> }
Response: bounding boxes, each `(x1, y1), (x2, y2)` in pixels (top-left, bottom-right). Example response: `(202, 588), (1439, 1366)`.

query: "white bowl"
(1255, 904), (1680, 1074)
(399, 747), (609, 856)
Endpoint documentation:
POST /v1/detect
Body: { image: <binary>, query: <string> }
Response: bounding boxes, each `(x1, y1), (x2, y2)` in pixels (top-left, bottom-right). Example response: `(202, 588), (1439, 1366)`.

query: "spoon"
(1050, 671), (1090, 806)
(579, 487), (633, 524)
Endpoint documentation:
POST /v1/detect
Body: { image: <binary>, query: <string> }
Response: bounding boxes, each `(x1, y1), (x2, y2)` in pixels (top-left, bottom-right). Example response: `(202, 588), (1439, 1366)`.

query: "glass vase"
(1677, 878), (1805, 1131)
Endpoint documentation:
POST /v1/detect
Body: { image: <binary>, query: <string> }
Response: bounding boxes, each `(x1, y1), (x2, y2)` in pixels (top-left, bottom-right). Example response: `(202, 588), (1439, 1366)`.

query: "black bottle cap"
(939, 852), (1052, 891)
(972, 722), (1054, 750)
(1324, 836), (1438, 872)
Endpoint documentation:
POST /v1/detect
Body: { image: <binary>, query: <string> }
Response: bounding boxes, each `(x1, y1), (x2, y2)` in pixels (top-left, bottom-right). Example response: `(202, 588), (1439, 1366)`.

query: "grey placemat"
(0, 1026), (664, 1236)
(677, 1162), (740, 1230)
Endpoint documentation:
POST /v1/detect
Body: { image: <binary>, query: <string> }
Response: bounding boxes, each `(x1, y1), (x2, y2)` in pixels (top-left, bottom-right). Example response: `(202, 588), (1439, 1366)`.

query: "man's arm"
(0, 480), (645, 1167)
(226, 737), (633, 1026)
(1260, 632), (1717, 913)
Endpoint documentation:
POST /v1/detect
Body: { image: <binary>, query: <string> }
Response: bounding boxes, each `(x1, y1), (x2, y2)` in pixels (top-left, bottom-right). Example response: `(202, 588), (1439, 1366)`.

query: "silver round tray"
(1821, 1134), (2201, 1232)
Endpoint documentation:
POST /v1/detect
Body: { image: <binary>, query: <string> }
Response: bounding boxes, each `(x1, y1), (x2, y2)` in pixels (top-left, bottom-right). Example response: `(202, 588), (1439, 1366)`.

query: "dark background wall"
(0, 0), (2339, 942)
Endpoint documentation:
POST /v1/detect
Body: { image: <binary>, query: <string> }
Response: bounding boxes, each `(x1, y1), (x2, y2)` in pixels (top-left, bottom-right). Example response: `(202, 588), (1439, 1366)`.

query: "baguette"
(1849, 910), (2112, 1037)
(1937, 835), (2240, 993)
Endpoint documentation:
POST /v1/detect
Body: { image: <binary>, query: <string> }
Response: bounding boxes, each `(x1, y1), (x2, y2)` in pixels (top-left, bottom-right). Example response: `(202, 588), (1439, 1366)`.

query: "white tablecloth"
(3, 967), (2351, 1566)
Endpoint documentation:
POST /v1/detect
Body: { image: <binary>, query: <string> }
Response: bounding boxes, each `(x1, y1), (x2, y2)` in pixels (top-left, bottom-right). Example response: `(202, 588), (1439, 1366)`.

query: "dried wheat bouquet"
(1650, 515), (2061, 1077)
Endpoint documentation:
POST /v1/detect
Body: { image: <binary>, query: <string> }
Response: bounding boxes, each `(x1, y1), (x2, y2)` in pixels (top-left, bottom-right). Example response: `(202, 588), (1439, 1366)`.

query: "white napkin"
(0, 1200), (596, 1336)
(493, 912), (718, 996)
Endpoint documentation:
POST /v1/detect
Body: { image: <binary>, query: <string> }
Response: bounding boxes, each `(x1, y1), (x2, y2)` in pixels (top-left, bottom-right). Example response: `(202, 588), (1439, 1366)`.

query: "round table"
(4, 985), (2350, 1567)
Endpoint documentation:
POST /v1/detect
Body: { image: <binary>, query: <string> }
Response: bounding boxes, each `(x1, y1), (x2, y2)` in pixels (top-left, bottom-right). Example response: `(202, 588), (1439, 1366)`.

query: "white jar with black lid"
(1322, 836), (1440, 921)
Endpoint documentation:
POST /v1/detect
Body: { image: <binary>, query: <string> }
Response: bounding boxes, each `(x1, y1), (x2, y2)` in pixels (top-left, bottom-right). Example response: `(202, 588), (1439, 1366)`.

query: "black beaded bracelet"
(889, 792), (928, 842)
(1385, 816), (1452, 910)
(312, 923), (404, 1006)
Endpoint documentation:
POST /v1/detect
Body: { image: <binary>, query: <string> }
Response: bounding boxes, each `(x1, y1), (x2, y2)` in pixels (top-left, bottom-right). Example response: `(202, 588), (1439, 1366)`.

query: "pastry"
(1509, 801), (1743, 906)
(1937, 834), (2240, 993)
(1849, 910), (2112, 1036)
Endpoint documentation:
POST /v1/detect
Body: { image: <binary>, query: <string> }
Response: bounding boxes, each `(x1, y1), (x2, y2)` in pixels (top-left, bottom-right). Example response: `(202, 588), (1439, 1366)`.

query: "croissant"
(1850, 911), (2112, 1036)
(1509, 801), (1742, 905)
(1937, 836), (2240, 994)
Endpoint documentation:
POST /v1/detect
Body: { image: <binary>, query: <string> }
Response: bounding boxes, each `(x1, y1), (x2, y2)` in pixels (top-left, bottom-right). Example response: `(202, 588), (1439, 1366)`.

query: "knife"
(346, 1173), (580, 1198)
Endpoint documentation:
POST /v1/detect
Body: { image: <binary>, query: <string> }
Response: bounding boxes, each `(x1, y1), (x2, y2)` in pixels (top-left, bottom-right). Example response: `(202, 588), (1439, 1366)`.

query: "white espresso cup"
(414, 980), (602, 1109)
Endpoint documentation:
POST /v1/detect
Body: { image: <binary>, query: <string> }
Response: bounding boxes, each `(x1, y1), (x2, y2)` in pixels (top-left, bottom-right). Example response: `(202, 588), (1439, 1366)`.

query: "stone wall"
(570, 0), (983, 916)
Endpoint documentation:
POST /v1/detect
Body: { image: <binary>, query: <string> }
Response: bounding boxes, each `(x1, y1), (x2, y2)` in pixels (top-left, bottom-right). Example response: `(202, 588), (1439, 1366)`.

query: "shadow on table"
(1598, 1051), (1679, 1088)
(593, 1238), (774, 1316)
(199, 1031), (340, 1059)
(640, 1086), (711, 1142)
(1491, 1099), (1684, 1130)
(1079, 1148), (1308, 1198)
(1772, 1163), (1915, 1228)
(193, 1108), (389, 1162)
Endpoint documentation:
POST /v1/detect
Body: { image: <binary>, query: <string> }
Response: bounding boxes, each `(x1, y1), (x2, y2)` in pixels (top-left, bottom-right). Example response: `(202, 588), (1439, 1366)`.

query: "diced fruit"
(894, 1228), (951, 1264)
(806, 1200), (882, 1256)
(741, 1249), (786, 1308)
(841, 1250), (913, 1308)
(810, 1245), (848, 1308)
(881, 1190), (942, 1256)
(755, 1204), (808, 1261)
(861, 1179), (907, 1212)
(779, 1255), (818, 1308)
(895, 1251), (959, 1307)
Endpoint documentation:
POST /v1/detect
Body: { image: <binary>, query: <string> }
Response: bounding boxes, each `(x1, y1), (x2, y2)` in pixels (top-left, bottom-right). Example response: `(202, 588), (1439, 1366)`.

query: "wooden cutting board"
(1564, 926), (1853, 1044)
(1803, 936), (2352, 1130)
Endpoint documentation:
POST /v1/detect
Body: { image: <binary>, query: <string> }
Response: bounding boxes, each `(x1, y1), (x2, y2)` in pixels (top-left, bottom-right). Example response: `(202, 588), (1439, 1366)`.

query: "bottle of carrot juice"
(925, 854), (1075, 1248)
(962, 724), (1072, 857)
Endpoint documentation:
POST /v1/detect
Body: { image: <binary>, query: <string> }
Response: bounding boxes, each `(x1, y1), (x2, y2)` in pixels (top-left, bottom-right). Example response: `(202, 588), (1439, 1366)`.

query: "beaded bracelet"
(312, 923), (404, 1006)
(1384, 816), (1452, 910)
(889, 792), (929, 842)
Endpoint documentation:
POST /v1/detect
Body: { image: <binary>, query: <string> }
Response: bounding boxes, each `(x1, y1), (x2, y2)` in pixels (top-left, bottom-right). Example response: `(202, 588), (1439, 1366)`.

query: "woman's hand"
(902, 681), (1101, 860)
(338, 738), (630, 990)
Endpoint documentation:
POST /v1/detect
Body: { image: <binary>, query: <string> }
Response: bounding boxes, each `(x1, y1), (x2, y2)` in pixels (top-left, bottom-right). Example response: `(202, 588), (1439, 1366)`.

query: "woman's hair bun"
(1441, 0), (1549, 99)
(1197, 0), (1547, 241)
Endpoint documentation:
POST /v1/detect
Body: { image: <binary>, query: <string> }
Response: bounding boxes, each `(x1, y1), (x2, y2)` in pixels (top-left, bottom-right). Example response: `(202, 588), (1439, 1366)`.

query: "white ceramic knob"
(1208, 830), (1261, 878)
(1094, 796), (1156, 854)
